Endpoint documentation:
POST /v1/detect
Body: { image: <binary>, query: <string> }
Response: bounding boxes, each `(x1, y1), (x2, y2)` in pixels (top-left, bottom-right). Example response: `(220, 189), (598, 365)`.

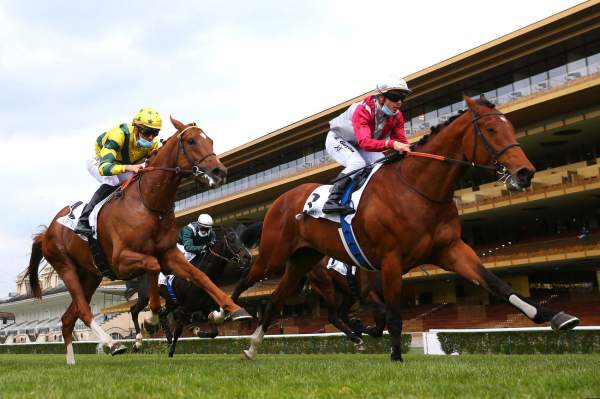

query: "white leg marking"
(243, 325), (265, 360)
(90, 320), (114, 347)
(134, 333), (143, 349)
(66, 343), (75, 365)
(144, 312), (159, 326)
(208, 308), (226, 324)
(509, 294), (537, 319)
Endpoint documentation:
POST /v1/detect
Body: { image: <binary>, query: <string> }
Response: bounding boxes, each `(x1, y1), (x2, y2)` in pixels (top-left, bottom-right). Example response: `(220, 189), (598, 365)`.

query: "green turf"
(0, 353), (598, 399)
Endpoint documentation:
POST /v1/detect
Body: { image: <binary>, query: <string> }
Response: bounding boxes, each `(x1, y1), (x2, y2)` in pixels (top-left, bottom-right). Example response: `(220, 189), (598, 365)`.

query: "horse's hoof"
(109, 343), (128, 356)
(242, 349), (256, 360)
(354, 340), (365, 352)
(390, 354), (404, 362)
(551, 312), (580, 331)
(365, 326), (383, 338)
(231, 307), (252, 321)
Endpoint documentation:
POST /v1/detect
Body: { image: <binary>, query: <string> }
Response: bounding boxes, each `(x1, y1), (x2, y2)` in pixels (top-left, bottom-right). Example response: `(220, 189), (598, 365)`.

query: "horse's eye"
(188, 139), (195, 145)
(486, 127), (495, 134)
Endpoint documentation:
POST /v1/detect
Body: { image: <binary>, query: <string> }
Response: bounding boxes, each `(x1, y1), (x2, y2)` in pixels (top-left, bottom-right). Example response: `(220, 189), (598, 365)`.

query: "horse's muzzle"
(207, 167), (227, 187)
(515, 167), (535, 188)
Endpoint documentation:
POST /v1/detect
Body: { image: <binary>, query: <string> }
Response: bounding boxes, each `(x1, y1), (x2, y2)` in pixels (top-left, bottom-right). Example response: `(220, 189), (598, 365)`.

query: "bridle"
(397, 109), (522, 204)
(206, 231), (253, 268)
(135, 124), (218, 215)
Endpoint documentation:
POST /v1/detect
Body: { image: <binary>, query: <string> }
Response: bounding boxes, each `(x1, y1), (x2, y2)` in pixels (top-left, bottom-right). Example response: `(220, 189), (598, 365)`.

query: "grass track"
(0, 353), (598, 398)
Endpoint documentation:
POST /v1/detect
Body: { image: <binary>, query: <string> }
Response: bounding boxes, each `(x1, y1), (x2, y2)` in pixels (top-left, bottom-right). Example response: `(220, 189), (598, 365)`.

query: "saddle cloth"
(56, 195), (113, 241)
(301, 163), (382, 224)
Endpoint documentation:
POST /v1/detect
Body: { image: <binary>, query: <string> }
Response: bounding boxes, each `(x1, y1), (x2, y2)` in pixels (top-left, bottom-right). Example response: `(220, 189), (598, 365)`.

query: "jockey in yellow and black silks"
(74, 107), (162, 236)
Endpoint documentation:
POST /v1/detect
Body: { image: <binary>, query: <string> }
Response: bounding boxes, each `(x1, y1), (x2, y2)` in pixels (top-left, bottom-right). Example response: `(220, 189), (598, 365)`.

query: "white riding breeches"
(325, 132), (385, 175)
(87, 157), (133, 186)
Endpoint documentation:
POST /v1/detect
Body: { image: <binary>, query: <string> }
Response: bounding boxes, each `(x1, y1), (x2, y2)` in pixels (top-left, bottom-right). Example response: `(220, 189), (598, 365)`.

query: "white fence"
(423, 326), (600, 355)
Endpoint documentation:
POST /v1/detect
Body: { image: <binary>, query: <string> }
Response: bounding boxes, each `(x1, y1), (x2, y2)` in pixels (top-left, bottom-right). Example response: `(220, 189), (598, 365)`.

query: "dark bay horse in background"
(307, 257), (386, 350)
(130, 226), (252, 355)
(235, 96), (579, 362)
(27, 116), (250, 365)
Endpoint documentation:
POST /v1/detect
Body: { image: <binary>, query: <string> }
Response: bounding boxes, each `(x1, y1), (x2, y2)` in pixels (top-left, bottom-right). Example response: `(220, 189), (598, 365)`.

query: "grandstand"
(1, 1), (599, 343)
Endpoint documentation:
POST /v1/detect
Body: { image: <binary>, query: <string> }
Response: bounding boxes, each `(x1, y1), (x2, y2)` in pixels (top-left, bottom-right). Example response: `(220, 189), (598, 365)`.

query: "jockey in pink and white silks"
(323, 76), (413, 215)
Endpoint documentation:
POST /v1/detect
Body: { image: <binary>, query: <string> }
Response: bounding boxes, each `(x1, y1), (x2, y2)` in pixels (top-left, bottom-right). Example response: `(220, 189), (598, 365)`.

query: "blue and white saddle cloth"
(301, 164), (382, 271)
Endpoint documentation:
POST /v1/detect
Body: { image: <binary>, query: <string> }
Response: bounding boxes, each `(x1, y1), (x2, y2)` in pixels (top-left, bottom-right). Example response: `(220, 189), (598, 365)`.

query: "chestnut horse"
(235, 97), (579, 362)
(27, 117), (250, 365)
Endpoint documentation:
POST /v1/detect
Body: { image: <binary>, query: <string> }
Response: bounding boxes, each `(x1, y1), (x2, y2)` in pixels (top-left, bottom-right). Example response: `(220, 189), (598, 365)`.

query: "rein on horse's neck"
(135, 134), (183, 215)
(395, 113), (473, 204)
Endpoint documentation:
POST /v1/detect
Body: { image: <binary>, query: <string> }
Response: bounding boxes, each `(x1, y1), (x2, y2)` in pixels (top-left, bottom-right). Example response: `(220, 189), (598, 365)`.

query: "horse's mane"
(412, 98), (496, 149)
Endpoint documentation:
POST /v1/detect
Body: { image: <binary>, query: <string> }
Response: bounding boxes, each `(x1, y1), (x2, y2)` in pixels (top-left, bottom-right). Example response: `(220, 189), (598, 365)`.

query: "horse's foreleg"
(115, 250), (162, 332)
(438, 240), (579, 330)
(160, 248), (251, 320)
(380, 255), (405, 362)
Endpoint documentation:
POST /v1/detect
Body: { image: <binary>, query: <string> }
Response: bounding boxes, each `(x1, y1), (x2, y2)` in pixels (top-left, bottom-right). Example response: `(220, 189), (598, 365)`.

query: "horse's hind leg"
(168, 314), (184, 358)
(58, 266), (108, 364)
(130, 275), (149, 351)
(243, 248), (323, 360)
(309, 273), (363, 348)
(438, 240), (579, 330)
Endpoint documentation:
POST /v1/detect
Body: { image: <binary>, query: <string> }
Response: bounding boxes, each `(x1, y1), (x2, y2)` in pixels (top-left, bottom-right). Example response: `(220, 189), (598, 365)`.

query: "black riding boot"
(74, 184), (118, 236)
(322, 173), (355, 215)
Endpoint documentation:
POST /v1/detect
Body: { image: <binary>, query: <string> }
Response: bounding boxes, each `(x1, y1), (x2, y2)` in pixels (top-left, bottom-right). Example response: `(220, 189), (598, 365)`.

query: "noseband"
(207, 232), (253, 268)
(135, 124), (218, 214)
(469, 110), (521, 169)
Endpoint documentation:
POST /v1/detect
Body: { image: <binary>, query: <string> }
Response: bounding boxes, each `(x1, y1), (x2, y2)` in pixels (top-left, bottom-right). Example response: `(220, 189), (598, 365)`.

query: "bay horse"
(235, 96), (580, 362)
(27, 116), (250, 365)
(130, 226), (253, 354)
(307, 257), (386, 349)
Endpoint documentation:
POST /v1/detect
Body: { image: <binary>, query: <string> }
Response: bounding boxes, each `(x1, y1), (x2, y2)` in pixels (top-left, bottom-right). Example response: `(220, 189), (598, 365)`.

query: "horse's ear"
(170, 115), (185, 131)
(463, 95), (477, 111)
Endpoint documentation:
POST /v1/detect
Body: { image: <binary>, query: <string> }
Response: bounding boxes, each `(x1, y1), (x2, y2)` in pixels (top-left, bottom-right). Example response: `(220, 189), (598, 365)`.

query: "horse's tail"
(28, 228), (47, 299)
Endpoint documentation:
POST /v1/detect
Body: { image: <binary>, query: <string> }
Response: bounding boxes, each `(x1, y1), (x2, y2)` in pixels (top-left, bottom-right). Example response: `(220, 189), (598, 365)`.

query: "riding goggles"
(384, 92), (408, 103)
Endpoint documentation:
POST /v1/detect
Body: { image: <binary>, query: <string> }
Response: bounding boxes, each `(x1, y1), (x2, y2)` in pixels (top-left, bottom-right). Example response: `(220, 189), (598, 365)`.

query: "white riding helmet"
(197, 214), (213, 237)
(376, 75), (412, 96)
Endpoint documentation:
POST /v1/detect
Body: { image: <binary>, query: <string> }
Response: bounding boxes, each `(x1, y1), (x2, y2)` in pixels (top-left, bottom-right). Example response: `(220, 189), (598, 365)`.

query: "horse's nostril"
(516, 167), (535, 185)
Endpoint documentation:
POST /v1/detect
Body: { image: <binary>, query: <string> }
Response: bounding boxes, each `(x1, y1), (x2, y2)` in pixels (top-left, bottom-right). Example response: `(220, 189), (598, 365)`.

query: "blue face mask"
(382, 105), (398, 116)
(137, 137), (153, 148)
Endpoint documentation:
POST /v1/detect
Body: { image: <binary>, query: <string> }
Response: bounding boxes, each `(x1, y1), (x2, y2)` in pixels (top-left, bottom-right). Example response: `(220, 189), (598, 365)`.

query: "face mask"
(137, 138), (153, 148)
(382, 105), (398, 116)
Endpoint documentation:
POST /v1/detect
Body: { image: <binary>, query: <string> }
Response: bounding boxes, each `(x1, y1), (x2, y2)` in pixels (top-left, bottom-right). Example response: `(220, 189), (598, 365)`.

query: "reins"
(122, 124), (218, 215)
(331, 108), (522, 204)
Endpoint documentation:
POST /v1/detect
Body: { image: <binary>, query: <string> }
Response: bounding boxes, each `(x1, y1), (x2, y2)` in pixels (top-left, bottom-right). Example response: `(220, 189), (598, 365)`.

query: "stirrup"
(74, 222), (93, 236)
(322, 203), (355, 215)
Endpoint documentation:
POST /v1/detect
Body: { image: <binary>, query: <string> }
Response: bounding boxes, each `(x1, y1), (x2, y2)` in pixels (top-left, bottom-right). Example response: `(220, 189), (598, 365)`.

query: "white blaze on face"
(200, 132), (207, 139)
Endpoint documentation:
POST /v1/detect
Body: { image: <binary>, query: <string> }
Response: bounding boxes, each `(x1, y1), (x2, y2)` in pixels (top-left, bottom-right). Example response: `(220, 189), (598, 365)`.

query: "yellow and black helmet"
(133, 107), (162, 130)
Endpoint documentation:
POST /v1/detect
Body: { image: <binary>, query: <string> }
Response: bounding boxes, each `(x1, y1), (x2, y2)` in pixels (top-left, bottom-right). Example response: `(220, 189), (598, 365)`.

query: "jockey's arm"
(98, 131), (126, 176)
(351, 105), (391, 152)
(181, 226), (205, 254)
